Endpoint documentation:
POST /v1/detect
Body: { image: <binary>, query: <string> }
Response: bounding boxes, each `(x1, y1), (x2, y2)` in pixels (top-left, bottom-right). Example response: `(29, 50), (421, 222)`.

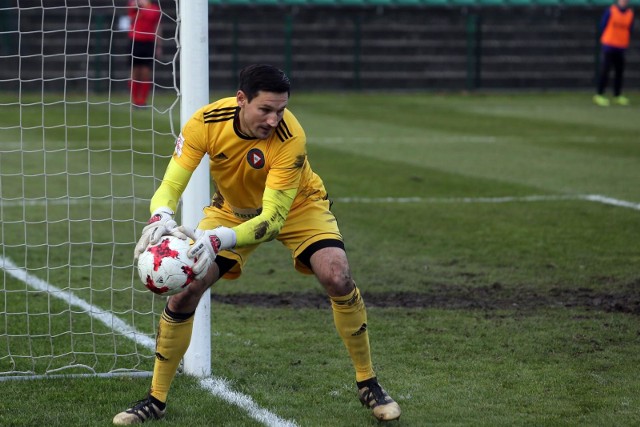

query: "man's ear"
(236, 90), (247, 108)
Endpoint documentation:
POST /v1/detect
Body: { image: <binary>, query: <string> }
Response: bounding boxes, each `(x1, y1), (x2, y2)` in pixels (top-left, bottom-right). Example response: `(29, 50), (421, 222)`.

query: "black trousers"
(597, 49), (626, 97)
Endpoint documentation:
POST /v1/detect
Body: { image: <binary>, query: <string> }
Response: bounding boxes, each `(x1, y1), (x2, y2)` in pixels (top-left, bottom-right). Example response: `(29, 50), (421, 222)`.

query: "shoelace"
(364, 383), (388, 405)
(126, 399), (159, 419)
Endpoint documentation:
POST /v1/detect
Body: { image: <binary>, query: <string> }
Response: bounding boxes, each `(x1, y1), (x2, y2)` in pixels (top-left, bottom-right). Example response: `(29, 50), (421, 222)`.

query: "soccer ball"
(137, 235), (196, 296)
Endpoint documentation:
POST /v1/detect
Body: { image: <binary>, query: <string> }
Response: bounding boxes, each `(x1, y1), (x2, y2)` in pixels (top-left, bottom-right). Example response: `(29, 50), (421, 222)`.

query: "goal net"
(0, 0), (181, 379)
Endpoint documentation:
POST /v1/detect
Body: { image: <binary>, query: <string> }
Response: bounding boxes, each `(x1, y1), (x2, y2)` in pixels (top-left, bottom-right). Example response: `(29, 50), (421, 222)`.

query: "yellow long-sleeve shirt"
(150, 97), (326, 247)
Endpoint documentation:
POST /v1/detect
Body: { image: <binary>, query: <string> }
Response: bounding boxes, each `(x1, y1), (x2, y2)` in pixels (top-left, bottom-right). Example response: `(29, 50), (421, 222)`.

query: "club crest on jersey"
(247, 148), (265, 169)
(174, 133), (185, 157)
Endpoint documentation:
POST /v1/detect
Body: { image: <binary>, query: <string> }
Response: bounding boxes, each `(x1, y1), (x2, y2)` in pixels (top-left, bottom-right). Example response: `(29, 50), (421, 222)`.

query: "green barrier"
(207, 0), (611, 5)
(365, 0), (396, 4)
(466, 13), (481, 90)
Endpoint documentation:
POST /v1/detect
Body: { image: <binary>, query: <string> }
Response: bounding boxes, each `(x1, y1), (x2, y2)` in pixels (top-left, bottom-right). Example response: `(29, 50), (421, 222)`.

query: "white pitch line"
(334, 194), (640, 211)
(3, 194), (640, 212)
(580, 194), (640, 211)
(200, 378), (298, 427)
(0, 257), (156, 350)
(0, 197), (144, 208)
(334, 194), (583, 204)
(0, 256), (299, 427)
(310, 135), (500, 145)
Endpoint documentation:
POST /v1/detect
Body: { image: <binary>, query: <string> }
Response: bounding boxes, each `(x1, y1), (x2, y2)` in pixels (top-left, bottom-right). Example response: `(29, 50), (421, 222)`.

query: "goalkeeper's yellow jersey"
(171, 96), (325, 217)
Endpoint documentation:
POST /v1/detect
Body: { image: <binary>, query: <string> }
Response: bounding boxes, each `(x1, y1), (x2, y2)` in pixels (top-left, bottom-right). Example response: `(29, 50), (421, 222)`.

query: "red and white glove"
(179, 226), (237, 280)
(134, 207), (186, 260)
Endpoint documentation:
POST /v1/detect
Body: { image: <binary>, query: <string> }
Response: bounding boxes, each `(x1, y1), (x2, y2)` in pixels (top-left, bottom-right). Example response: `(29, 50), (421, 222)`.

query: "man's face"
(237, 90), (288, 140)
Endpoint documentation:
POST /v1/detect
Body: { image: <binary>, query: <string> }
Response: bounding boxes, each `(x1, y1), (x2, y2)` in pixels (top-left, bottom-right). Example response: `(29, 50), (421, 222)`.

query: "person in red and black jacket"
(594, 0), (634, 106)
(128, 0), (161, 107)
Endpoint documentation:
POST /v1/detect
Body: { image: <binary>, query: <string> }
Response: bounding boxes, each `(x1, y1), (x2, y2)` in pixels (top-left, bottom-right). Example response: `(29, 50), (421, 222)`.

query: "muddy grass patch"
(212, 281), (640, 314)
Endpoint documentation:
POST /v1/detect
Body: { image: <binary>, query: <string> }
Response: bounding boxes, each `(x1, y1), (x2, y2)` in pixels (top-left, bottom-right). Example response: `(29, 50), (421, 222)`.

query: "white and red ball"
(137, 235), (196, 296)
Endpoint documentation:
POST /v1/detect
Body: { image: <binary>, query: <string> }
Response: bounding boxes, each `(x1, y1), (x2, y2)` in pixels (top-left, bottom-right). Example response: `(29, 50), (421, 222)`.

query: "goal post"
(179, 0), (211, 378)
(0, 0), (211, 380)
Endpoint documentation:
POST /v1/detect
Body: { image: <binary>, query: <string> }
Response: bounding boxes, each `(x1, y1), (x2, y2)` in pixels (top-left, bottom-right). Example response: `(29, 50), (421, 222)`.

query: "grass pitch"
(1, 91), (639, 426)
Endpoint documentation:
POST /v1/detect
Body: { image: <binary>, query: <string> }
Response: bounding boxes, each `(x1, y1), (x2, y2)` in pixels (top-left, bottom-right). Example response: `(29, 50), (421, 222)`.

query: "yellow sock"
(330, 286), (375, 382)
(149, 307), (194, 403)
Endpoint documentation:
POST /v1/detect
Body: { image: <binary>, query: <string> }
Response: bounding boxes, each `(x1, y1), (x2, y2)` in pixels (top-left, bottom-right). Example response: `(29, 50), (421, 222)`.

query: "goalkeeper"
(113, 64), (401, 425)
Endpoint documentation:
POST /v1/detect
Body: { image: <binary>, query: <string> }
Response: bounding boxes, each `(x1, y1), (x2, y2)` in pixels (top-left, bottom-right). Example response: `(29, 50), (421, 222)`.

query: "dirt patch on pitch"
(211, 281), (640, 314)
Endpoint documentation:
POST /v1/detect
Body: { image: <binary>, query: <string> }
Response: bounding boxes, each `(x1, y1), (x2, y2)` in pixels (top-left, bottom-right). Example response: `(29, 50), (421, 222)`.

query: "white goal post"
(179, 0), (211, 378)
(0, 0), (211, 379)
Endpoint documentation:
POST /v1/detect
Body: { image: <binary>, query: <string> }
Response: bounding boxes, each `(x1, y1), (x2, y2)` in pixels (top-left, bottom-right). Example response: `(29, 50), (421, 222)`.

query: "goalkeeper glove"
(134, 207), (186, 260)
(179, 226), (237, 280)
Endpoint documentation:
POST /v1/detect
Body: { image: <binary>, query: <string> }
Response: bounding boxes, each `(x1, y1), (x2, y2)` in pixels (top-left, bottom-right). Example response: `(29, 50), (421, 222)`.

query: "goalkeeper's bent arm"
(150, 158), (193, 214)
(232, 187), (296, 247)
(151, 158), (297, 248)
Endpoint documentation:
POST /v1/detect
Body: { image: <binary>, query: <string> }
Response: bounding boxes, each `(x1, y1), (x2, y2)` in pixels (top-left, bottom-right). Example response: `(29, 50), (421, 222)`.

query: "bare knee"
(322, 274), (355, 297)
(309, 247), (355, 297)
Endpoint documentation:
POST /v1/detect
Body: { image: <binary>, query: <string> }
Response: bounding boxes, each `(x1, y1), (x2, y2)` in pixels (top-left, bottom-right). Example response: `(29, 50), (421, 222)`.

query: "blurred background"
(3, 0), (638, 94)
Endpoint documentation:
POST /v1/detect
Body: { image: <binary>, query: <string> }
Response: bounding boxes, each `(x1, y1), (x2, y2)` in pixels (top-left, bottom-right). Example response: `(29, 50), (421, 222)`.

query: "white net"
(0, 0), (180, 378)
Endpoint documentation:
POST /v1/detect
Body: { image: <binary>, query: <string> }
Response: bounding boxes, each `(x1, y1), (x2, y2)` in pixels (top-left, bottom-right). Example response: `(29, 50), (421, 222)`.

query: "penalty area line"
(2, 194), (639, 212)
(580, 194), (640, 211)
(0, 256), (298, 427)
(334, 194), (640, 211)
(0, 257), (156, 350)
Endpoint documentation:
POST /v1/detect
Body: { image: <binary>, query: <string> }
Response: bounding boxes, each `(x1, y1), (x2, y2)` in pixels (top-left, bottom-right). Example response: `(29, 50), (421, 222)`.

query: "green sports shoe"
(614, 95), (630, 106)
(113, 395), (166, 425)
(593, 95), (610, 107)
(357, 378), (401, 421)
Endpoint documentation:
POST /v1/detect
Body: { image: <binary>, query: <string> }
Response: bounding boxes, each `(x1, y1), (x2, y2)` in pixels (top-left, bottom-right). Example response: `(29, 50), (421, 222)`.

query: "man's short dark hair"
(238, 64), (291, 102)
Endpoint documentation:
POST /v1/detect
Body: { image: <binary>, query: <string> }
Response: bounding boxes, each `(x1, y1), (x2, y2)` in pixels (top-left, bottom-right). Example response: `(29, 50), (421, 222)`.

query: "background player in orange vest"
(128, 0), (161, 108)
(594, 0), (635, 106)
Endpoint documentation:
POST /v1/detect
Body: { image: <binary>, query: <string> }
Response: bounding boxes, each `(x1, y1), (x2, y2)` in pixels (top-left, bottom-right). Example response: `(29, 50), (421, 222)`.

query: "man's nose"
(266, 113), (279, 127)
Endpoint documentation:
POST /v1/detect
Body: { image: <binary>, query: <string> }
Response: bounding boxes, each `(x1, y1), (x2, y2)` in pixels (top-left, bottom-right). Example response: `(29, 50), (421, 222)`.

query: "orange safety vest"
(601, 5), (634, 49)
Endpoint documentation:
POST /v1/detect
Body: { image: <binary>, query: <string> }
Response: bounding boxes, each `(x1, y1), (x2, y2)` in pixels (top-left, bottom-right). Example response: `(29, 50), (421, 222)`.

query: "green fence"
(209, 0), (614, 6)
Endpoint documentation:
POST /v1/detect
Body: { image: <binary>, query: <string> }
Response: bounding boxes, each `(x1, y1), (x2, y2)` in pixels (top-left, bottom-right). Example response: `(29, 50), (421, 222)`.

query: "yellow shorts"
(197, 197), (342, 279)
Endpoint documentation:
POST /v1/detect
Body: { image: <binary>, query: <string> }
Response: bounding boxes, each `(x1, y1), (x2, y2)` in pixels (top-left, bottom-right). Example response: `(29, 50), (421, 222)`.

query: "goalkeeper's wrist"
(215, 226), (237, 250)
(151, 206), (174, 217)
